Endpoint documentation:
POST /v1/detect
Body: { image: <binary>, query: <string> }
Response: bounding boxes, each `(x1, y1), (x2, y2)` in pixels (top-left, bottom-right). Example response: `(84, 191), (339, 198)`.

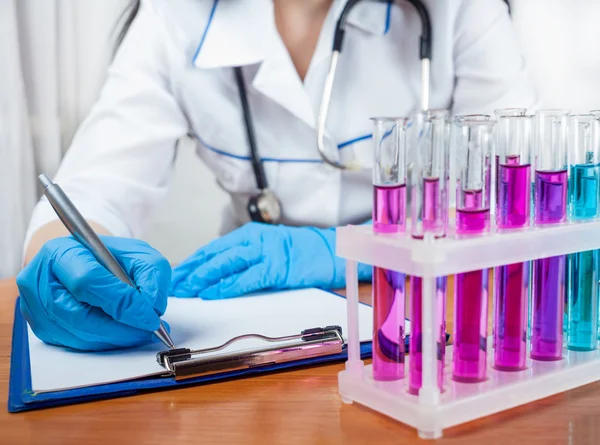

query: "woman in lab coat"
(17, 0), (539, 351)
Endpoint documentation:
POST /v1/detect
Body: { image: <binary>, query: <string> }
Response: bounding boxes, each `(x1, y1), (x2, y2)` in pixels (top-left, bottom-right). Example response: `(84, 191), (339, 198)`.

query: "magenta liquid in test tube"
(493, 115), (532, 371)
(371, 117), (409, 380)
(453, 119), (494, 383)
(531, 110), (569, 361)
(408, 111), (449, 395)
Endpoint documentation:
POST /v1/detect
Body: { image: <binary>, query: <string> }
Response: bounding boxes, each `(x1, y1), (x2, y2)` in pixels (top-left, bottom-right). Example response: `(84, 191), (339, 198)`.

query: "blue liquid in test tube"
(567, 115), (600, 351)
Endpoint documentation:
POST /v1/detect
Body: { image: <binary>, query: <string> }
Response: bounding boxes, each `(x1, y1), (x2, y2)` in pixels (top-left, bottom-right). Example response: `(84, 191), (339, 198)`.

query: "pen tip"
(38, 174), (53, 189)
(156, 323), (176, 350)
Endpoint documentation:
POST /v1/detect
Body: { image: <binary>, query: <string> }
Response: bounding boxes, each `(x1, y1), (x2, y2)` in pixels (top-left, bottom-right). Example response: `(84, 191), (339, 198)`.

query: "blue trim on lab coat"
(337, 134), (372, 149)
(384, 1), (392, 34)
(192, 0), (220, 63)
(192, 132), (371, 164)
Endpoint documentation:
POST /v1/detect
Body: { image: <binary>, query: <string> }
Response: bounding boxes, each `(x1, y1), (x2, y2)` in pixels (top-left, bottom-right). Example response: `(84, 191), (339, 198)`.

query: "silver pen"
(38, 174), (175, 350)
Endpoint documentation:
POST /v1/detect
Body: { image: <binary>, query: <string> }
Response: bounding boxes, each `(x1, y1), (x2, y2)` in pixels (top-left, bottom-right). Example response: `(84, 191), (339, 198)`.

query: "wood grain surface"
(2, 277), (600, 445)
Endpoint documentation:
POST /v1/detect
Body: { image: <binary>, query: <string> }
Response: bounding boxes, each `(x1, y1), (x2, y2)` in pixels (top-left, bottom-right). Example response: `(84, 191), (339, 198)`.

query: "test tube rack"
(337, 220), (600, 439)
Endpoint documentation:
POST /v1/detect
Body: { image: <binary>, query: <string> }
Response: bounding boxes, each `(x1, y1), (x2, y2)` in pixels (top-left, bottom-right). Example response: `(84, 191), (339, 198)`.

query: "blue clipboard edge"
(8, 290), (377, 413)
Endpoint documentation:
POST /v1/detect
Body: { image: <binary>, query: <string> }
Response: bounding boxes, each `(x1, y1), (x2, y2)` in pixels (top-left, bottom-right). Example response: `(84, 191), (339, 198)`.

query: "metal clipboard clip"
(156, 325), (344, 381)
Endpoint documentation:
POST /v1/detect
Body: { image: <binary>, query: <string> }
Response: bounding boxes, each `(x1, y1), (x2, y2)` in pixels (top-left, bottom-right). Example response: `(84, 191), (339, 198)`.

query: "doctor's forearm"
(24, 220), (111, 265)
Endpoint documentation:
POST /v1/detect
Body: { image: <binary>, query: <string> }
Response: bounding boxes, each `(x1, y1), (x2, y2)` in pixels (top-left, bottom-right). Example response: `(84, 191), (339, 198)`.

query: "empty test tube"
(371, 117), (409, 380)
(408, 110), (449, 394)
(531, 110), (569, 361)
(452, 119), (494, 383)
(493, 115), (532, 371)
(567, 115), (600, 351)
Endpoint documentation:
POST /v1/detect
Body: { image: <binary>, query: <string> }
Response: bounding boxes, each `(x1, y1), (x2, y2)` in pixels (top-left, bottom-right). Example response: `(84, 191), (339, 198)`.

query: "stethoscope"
(235, 0), (433, 224)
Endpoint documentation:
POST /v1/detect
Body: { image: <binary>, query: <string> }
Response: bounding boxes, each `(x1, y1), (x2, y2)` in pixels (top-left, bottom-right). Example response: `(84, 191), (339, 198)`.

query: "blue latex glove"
(170, 222), (372, 299)
(16, 236), (171, 351)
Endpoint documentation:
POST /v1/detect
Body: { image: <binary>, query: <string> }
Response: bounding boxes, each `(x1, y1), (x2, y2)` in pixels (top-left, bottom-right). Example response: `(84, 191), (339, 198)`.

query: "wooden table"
(2, 278), (600, 445)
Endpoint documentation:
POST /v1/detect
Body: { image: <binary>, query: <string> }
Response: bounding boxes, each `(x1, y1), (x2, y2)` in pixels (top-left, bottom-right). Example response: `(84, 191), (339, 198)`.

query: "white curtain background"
(1, 0), (600, 279)
(0, 0), (128, 278)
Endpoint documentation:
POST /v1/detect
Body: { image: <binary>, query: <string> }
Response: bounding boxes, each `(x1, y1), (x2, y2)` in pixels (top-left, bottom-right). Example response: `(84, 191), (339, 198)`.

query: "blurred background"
(1, 0), (600, 278)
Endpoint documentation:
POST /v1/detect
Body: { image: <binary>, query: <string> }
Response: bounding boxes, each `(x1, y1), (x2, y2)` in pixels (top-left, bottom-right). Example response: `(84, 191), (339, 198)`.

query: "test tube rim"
(569, 113), (596, 121)
(496, 114), (534, 121)
(455, 119), (496, 128)
(453, 114), (490, 122)
(426, 109), (450, 118)
(494, 108), (527, 117)
(370, 116), (410, 123)
(535, 109), (571, 117)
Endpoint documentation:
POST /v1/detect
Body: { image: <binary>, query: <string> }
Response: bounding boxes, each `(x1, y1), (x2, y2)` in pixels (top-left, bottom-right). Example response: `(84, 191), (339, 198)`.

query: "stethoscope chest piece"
(247, 189), (282, 224)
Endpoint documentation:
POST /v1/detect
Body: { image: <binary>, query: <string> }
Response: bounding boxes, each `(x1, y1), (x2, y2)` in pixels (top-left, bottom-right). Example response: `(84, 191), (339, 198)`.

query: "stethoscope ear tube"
(316, 0), (432, 169)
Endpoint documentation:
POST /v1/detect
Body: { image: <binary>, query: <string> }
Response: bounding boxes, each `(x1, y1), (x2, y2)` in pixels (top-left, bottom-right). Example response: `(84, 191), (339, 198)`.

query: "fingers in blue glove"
(47, 238), (165, 332)
(17, 236), (172, 351)
(172, 244), (263, 297)
(200, 263), (270, 299)
(170, 223), (269, 289)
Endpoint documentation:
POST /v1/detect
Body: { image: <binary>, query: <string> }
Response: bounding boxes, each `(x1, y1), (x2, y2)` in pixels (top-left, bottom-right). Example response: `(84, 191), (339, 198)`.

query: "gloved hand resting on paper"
(16, 236), (171, 351)
(170, 222), (372, 299)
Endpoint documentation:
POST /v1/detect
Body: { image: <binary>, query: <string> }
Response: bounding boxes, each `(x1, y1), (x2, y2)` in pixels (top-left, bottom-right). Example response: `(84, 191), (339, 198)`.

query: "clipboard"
(8, 290), (379, 413)
(9, 288), (442, 413)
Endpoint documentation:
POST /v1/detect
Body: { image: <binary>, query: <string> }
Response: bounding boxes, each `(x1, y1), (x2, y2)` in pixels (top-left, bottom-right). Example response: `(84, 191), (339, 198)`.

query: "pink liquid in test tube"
(453, 266), (489, 382)
(373, 184), (406, 380)
(422, 177), (440, 231)
(373, 184), (407, 232)
(494, 263), (529, 370)
(494, 156), (531, 370)
(409, 174), (446, 394)
(408, 276), (446, 394)
(454, 199), (490, 382)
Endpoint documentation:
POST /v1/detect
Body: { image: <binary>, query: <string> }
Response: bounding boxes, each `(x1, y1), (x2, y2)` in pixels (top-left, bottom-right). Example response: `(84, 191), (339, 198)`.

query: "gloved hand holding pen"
(17, 236), (171, 351)
(170, 222), (372, 299)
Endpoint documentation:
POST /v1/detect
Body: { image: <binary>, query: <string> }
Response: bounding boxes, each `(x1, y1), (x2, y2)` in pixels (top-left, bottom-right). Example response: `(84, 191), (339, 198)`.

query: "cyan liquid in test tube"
(531, 110), (569, 361)
(567, 114), (600, 351)
(452, 119), (494, 383)
(371, 117), (409, 381)
(408, 110), (449, 394)
(591, 110), (600, 341)
(493, 115), (532, 371)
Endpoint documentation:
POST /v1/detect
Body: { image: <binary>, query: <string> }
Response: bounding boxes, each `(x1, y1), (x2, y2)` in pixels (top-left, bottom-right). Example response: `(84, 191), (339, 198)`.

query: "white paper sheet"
(28, 288), (406, 393)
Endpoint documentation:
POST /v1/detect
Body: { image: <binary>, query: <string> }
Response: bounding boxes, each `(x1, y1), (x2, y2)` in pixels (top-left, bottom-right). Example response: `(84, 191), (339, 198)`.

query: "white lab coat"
(25, 0), (540, 247)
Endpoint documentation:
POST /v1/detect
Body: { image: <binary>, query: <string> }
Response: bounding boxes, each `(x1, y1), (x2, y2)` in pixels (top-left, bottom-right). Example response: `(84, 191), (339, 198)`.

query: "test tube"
(493, 115), (532, 371)
(531, 109), (569, 361)
(371, 117), (409, 380)
(452, 119), (494, 383)
(449, 115), (491, 209)
(592, 111), (600, 341)
(408, 111), (449, 395)
(494, 109), (527, 213)
(492, 109), (528, 347)
(567, 115), (600, 351)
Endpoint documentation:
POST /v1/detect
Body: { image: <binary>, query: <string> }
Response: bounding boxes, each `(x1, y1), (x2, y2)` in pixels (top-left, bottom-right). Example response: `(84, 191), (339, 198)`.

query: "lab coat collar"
(191, 0), (392, 132)
(191, 0), (393, 70)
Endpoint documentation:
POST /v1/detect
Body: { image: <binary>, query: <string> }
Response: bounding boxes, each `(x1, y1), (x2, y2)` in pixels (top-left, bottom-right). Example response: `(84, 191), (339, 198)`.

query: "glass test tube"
(492, 109), (528, 347)
(531, 110), (569, 361)
(371, 117), (409, 380)
(449, 115), (491, 209)
(453, 120), (494, 383)
(408, 111), (449, 395)
(493, 109), (527, 215)
(493, 115), (532, 371)
(592, 110), (600, 341)
(567, 115), (600, 351)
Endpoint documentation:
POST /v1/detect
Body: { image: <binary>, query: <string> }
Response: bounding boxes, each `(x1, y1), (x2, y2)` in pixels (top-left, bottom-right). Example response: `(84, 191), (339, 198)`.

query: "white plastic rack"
(336, 220), (600, 439)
